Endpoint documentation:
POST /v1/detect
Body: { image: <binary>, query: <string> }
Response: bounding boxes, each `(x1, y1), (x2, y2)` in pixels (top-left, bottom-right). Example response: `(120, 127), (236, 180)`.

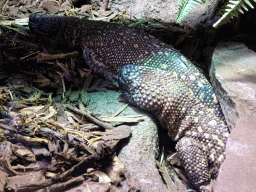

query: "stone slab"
(210, 42), (256, 191)
(108, 0), (218, 27)
(87, 90), (170, 192)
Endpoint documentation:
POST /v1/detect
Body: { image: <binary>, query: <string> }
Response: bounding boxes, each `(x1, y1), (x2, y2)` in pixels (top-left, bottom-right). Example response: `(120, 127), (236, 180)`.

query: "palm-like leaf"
(175, 0), (207, 23)
(213, 0), (256, 27)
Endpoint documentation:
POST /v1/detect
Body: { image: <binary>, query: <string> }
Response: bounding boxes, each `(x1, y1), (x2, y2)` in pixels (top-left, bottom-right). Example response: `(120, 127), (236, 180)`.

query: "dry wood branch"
(53, 154), (99, 182)
(78, 142), (96, 155)
(12, 134), (49, 146)
(0, 158), (18, 176)
(0, 123), (16, 132)
(20, 51), (40, 60)
(10, 178), (54, 192)
(55, 152), (83, 164)
(8, 153), (99, 192)
(36, 51), (79, 62)
(100, 115), (144, 123)
(0, 124), (48, 146)
(48, 175), (85, 192)
(67, 105), (115, 130)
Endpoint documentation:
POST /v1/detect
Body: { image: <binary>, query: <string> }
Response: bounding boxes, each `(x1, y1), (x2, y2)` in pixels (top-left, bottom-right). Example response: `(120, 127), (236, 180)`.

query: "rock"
(5, 5), (19, 17)
(5, 171), (45, 192)
(210, 41), (256, 191)
(41, 0), (58, 15)
(87, 90), (169, 192)
(0, 170), (8, 191)
(104, 0), (219, 27)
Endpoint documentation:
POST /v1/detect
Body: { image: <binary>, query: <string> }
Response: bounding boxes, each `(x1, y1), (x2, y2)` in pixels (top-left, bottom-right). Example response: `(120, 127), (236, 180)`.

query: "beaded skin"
(29, 15), (229, 191)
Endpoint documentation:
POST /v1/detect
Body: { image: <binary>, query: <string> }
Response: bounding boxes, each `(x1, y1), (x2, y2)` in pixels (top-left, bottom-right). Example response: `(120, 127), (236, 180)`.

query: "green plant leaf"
(175, 0), (207, 23)
(213, 0), (256, 28)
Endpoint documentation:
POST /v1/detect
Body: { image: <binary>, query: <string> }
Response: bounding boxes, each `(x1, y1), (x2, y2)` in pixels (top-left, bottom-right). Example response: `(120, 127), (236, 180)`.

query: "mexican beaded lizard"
(29, 14), (229, 191)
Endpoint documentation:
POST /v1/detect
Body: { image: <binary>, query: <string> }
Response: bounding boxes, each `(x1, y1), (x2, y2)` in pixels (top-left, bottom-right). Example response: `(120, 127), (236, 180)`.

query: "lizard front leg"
(176, 137), (213, 191)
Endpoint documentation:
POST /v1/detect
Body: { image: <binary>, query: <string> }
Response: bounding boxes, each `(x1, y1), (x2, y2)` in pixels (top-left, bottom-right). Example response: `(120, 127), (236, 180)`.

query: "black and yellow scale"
(29, 14), (230, 191)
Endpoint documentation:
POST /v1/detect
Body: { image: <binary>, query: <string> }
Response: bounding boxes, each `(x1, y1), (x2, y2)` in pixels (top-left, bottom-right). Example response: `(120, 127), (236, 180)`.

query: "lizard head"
(118, 64), (163, 112)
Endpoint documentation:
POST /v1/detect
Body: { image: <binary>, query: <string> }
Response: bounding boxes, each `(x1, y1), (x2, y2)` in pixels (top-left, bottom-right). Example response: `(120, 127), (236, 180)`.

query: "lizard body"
(119, 65), (229, 191)
(29, 15), (229, 191)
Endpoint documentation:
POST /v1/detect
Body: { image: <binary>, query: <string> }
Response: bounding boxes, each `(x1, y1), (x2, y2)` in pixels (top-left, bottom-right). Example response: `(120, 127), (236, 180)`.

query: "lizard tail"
(29, 14), (63, 37)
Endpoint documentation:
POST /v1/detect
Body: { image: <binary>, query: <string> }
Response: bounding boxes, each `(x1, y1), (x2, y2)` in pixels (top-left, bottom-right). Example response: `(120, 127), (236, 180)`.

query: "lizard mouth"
(118, 64), (142, 103)
(118, 68), (132, 100)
